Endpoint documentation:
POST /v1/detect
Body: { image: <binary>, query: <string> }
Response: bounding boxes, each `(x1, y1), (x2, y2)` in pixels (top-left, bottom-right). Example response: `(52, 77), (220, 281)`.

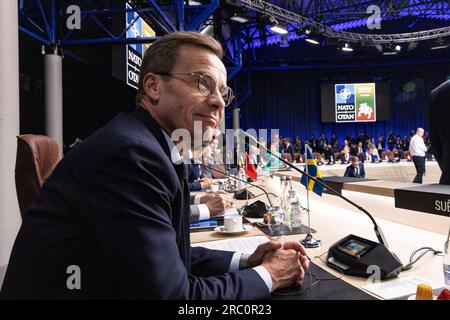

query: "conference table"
(190, 173), (448, 300)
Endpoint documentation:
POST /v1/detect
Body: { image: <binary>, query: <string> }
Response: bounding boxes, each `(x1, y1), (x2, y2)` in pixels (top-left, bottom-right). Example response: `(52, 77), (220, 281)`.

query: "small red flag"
(245, 153), (258, 181)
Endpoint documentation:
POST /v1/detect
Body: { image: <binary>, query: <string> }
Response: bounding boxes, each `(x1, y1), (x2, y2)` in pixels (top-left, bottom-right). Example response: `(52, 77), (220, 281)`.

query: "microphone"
(198, 163), (275, 208)
(242, 132), (403, 279)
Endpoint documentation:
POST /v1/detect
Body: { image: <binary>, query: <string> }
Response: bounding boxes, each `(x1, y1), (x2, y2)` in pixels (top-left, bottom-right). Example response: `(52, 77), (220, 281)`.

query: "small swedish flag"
(300, 147), (325, 196)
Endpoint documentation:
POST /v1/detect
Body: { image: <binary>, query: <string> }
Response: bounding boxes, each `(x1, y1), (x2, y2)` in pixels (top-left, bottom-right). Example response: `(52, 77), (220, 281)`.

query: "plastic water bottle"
(444, 227), (450, 289)
(286, 176), (302, 229)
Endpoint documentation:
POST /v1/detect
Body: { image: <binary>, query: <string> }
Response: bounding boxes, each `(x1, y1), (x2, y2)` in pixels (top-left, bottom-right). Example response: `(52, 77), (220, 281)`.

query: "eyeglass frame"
(155, 71), (235, 107)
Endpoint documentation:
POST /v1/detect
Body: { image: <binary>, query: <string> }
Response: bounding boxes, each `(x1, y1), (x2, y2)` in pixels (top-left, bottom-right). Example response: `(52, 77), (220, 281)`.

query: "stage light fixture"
(341, 42), (354, 52)
(230, 13), (248, 23)
(382, 44), (400, 55)
(270, 19), (288, 35)
(430, 38), (449, 50)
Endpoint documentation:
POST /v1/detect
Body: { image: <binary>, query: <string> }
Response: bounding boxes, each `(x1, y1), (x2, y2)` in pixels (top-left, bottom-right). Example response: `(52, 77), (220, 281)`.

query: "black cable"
(401, 247), (443, 271)
(272, 250), (343, 297)
(274, 246), (442, 297)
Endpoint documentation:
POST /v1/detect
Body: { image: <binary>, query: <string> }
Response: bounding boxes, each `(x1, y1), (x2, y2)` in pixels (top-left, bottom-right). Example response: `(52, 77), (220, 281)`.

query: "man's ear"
(142, 73), (161, 104)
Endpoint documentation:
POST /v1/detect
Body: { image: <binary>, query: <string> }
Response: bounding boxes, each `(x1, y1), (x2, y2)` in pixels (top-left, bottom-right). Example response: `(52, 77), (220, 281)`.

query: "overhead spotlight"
(382, 44), (400, 55)
(279, 34), (289, 48)
(431, 38), (449, 50)
(340, 42), (354, 52)
(302, 25), (321, 45)
(305, 36), (320, 45)
(269, 18), (288, 35)
(230, 13), (248, 23)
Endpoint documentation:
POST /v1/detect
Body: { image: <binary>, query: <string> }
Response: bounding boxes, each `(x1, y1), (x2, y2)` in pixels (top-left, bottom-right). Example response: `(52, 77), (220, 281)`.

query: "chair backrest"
(211, 164), (226, 179)
(15, 134), (62, 218)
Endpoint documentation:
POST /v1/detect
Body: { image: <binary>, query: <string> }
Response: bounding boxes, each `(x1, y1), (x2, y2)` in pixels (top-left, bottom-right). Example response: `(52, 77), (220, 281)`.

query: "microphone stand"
(242, 132), (390, 248)
(198, 163), (274, 208)
(301, 143), (321, 248)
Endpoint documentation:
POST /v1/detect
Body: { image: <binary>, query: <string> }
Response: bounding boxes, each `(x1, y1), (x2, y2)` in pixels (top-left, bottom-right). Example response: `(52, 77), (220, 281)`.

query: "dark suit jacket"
(188, 164), (202, 191)
(0, 107), (268, 299)
(430, 80), (450, 185)
(344, 163), (365, 179)
(283, 144), (294, 155)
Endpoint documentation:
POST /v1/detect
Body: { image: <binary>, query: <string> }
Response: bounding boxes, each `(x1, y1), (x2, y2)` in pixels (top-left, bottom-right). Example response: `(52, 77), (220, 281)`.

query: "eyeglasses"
(157, 72), (235, 107)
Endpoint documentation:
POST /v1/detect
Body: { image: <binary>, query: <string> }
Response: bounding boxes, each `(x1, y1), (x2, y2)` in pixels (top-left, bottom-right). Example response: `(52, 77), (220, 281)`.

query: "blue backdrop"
(238, 61), (450, 144)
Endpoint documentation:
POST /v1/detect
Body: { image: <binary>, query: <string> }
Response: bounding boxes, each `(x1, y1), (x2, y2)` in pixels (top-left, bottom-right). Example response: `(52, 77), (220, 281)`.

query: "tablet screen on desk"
(337, 239), (373, 258)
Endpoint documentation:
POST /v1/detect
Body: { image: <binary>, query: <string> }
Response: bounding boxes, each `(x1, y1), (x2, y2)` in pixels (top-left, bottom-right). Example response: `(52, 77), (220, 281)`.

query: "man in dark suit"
(1, 32), (308, 299)
(430, 79), (450, 185)
(344, 156), (366, 179)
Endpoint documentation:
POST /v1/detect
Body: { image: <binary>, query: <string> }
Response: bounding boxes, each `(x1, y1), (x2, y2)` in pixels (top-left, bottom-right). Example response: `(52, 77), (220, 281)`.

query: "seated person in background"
(282, 137), (294, 163)
(367, 143), (381, 162)
(293, 137), (302, 162)
(190, 191), (232, 223)
(344, 156), (366, 179)
(395, 135), (404, 159)
(340, 140), (350, 164)
(265, 143), (282, 169)
(322, 143), (333, 165)
(188, 148), (216, 191)
(429, 79), (450, 184)
(355, 141), (366, 163)
(188, 162), (215, 191)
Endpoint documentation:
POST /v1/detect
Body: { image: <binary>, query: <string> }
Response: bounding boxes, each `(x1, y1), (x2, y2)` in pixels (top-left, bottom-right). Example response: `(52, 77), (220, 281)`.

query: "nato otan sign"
(125, 3), (155, 89)
(335, 83), (376, 122)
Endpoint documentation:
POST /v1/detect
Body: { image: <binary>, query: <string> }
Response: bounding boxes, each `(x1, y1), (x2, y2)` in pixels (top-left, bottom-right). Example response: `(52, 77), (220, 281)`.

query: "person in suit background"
(344, 156), (366, 179)
(282, 137), (294, 162)
(189, 191), (232, 223)
(429, 79), (450, 184)
(1, 32), (308, 299)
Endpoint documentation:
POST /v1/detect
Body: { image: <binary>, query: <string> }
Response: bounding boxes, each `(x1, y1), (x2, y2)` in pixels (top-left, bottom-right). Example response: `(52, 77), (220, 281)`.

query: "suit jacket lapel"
(132, 106), (191, 270)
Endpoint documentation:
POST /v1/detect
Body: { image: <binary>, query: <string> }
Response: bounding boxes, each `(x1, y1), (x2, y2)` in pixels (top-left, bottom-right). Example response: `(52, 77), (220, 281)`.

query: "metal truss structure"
(16, 0), (450, 107)
(280, 0), (450, 23)
(19, 0), (220, 46)
(241, 0), (450, 43)
(19, 0), (246, 105)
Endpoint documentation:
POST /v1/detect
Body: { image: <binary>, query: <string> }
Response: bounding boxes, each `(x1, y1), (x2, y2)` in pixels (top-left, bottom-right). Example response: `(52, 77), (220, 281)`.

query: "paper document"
(362, 275), (445, 300)
(192, 236), (269, 254)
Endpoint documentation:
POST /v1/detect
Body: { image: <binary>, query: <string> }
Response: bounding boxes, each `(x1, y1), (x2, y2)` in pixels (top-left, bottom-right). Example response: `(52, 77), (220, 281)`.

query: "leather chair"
(313, 152), (324, 165)
(211, 163), (226, 179)
(15, 134), (62, 218)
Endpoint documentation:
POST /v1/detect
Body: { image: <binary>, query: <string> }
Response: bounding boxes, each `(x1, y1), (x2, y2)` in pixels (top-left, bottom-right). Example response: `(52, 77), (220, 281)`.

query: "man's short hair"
(136, 31), (224, 105)
(350, 156), (359, 163)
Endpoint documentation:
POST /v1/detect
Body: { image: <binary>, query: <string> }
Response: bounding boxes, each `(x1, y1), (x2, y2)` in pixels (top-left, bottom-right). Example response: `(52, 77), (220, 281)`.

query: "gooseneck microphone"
(243, 133), (387, 245)
(198, 163), (275, 207)
(242, 132), (403, 279)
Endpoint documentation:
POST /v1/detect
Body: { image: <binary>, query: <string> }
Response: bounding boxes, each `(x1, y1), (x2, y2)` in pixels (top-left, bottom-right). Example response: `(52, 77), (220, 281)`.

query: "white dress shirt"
(409, 134), (427, 157)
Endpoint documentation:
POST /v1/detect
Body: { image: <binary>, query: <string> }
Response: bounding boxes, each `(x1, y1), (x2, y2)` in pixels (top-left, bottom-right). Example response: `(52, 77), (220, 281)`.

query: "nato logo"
(335, 84), (355, 104)
(339, 88), (352, 100)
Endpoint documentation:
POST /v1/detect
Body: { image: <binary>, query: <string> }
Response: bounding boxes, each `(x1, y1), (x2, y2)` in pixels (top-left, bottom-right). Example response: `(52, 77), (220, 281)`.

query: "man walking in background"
(409, 127), (428, 183)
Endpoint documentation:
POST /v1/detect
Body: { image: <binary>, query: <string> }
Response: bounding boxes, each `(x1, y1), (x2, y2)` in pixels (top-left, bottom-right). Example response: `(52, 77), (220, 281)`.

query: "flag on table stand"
(301, 148), (325, 196)
(245, 153), (258, 181)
